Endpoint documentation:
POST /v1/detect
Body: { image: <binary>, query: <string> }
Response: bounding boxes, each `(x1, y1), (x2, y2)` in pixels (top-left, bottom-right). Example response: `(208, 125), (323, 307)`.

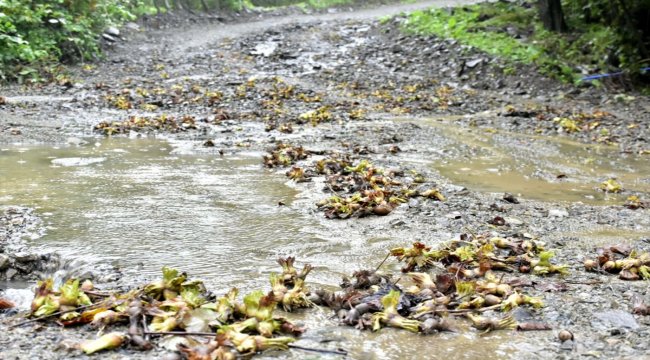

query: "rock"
(66, 137), (88, 146)
(0, 254), (9, 270)
(511, 307), (535, 321)
(503, 192), (519, 204)
(505, 217), (524, 225)
(9, 127), (21, 135)
(125, 22), (140, 31)
(105, 26), (120, 37)
(466, 58), (482, 68)
(101, 33), (117, 43)
(251, 42), (278, 57)
(391, 45), (404, 53)
(593, 310), (639, 330)
(13, 252), (37, 263)
(548, 209), (569, 218)
(560, 340), (575, 351)
(5, 268), (18, 280)
(558, 330), (574, 342)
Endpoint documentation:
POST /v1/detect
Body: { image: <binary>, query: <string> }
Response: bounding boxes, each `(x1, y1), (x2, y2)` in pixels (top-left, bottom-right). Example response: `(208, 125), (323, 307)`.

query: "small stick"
(8, 303), (101, 328)
(374, 252), (391, 272)
(288, 344), (347, 356)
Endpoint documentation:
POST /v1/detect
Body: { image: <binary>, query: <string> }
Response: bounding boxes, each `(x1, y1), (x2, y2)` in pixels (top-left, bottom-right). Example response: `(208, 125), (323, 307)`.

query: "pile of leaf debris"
(584, 244), (650, 281)
(92, 76), (367, 137)
(264, 143), (445, 218)
(95, 114), (199, 135)
(4, 232), (650, 358)
(6, 259), (315, 359)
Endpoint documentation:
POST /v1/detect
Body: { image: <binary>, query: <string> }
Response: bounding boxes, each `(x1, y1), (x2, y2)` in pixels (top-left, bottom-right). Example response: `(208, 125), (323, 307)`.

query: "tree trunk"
(539, 0), (568, 32)
(199, 0), (210, 12)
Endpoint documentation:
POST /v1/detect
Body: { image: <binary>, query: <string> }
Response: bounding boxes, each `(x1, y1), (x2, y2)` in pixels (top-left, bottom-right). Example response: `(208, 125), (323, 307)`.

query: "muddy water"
(1, 137), (533, 359)
(0, 138), (336, 288)
(404, 119), (650, 204)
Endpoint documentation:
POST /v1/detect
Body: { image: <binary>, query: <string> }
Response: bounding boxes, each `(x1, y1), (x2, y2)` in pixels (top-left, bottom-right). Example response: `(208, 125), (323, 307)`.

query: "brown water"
(1, 137), (535, 359)
(1, 138), (337, 288)
(401, 119), (650, 204)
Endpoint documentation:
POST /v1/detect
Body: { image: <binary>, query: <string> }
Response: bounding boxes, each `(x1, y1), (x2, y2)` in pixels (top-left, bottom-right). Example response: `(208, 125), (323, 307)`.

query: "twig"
(85, 290), (112, 297)
(8, 303), (101, 328)
(288, 344), (347, 356)
(374, 252), (391, 272)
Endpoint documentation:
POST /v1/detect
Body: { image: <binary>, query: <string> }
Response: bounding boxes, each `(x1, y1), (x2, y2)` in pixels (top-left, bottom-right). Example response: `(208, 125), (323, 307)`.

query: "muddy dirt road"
(1, 0), (649, 359)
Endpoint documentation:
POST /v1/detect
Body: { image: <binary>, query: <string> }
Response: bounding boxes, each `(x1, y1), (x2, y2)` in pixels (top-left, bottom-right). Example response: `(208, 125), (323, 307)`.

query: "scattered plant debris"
(95, 115), (197, 135)
(584, 245), (650, 280)
(17, 259), (317, 358)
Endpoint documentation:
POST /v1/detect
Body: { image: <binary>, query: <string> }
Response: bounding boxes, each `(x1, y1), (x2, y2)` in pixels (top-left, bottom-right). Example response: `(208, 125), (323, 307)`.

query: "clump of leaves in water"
(94, 115), (197, 135)
(624, 195), (647, 210)
(262, 143), (310, 168)
(599, 178), (623, 193)
(309, 232), (560, 339)
(315, 157), (443, 219)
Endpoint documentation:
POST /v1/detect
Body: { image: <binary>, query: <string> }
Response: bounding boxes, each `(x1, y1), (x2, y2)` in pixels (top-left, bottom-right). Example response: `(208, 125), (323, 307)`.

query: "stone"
(548, 209), (569, 218)
(102, 34), (117, 43)
(13, 252), (37, 263)
(66, 137), (88, 146)
(593, 310), (639, 330)
(466, 58), (483, 68)
(0, 254), (9, 270)
(105, 26), (120, 37)
(505, 217), (524, 225)
(5, 268), (18, 280)
(503, 192), (519, 204)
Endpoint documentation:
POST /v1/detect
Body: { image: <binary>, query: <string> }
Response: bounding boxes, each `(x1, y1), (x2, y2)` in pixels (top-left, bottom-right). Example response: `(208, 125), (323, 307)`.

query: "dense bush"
(405, 0), (650, 83)
(563, 0), (650, 70)
(0, 0), (145, 81)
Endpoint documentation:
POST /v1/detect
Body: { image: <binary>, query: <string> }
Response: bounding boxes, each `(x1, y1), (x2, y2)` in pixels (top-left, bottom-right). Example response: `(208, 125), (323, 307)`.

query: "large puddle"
(1, 137), (537, 358)
(402, 119), (650, 204)
(1, 138), (324, 287)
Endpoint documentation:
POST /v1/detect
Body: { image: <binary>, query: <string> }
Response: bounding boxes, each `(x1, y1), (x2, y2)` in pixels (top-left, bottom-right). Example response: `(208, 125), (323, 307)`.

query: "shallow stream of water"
(1, 137), (534, 358)
(400, 118), (650, 204)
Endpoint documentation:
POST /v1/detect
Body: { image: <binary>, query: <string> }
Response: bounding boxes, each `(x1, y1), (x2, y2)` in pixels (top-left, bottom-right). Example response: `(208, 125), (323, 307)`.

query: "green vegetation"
(0, 0), (148, 82)
(0, 0), (376, 83)
(404, 1), (649, 83)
